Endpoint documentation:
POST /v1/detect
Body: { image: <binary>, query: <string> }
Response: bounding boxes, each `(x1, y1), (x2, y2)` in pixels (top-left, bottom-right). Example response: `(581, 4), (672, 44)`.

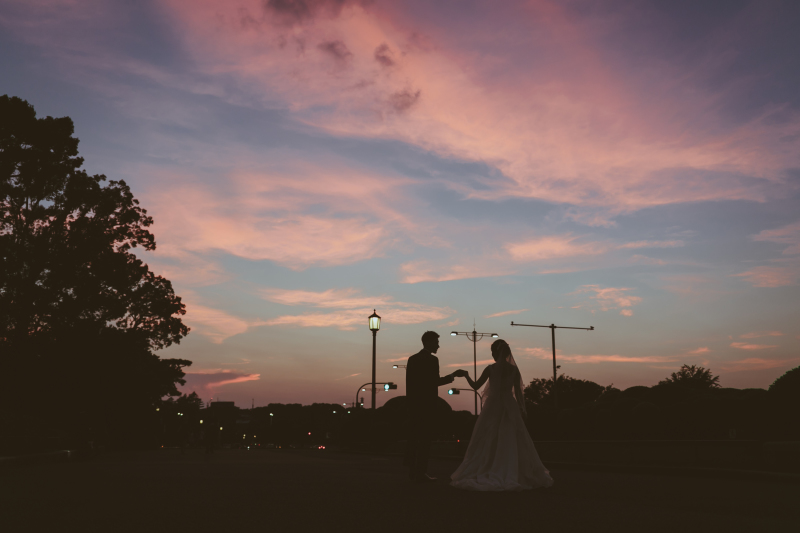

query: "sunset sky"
(2, 0), (799, 410)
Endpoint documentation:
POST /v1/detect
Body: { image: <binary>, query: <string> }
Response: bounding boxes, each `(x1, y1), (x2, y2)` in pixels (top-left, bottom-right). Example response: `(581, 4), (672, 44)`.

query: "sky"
(2, 0), (799, 410)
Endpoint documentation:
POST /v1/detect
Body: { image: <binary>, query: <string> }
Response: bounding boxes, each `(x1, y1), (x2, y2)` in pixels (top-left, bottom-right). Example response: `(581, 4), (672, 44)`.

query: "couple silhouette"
(404, 331), (554, 491)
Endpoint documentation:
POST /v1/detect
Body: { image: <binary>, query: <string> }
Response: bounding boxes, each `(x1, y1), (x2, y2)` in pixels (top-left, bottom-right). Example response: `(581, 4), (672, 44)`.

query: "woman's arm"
(513, 368), (526, 413)
(466, 366), (491, 390)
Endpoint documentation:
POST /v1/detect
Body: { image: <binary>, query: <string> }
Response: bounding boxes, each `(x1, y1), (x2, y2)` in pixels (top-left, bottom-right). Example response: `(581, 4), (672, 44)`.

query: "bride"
(450, 339), (554, 491)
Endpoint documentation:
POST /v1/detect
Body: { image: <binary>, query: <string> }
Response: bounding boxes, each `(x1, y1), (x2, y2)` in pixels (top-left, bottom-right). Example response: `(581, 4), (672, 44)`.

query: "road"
(2, 449), (798, 532)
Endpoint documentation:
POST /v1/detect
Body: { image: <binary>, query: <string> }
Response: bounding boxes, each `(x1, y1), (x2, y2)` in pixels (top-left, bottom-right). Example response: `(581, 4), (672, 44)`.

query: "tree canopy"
(524, 374), (617, 410)
(658, 364), (720, 390)
(769, 365), (800, 404)
(1, 95), (191, 448)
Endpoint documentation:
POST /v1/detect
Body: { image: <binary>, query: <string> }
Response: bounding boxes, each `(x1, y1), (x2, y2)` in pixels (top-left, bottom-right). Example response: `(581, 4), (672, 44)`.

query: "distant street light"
(392, 364), (406, 369)
(355, 382), (396, 409)
(448, 388), (483, 402)
(368, 310), (381, 409)
(451, 323), (498, 415)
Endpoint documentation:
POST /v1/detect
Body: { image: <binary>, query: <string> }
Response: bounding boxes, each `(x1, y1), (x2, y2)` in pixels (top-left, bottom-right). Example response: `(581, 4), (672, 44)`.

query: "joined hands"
(453, 369), (469, 378)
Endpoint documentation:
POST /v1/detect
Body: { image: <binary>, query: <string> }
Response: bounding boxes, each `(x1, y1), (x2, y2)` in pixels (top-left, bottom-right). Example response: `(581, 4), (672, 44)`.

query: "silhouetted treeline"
(520, 365), (800, 441)
(154, 366), (799, 451)
(0, 95), (191, 454)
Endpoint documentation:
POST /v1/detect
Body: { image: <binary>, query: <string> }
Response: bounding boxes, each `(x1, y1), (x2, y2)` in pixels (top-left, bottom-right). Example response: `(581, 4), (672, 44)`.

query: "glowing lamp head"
(384, 382), (397, 391)
(450, 332), (457, 336)
(448, 388), (460, 395)
(491, 333), (499, 338)
(368, 309), (381, 331)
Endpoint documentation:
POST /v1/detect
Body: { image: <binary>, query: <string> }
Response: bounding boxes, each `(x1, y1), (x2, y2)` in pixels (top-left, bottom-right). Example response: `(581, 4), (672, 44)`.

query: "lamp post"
(451, 325), (498, 415)
(355, 382), (396, 410)
(510, 321), (594, 411)
(368, 310), (381, 409)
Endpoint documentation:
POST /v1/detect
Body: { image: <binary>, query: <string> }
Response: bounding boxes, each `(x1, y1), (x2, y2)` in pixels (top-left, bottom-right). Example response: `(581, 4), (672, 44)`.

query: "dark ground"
(2, 449), (799, 533)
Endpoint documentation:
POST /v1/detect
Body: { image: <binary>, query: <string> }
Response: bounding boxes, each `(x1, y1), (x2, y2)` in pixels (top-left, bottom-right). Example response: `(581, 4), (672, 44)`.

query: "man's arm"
(435, 357), (456, 386)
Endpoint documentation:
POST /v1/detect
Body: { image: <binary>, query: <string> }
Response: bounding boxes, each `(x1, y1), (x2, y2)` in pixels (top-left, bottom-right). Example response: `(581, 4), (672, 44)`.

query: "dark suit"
(404, 349), (454, 477)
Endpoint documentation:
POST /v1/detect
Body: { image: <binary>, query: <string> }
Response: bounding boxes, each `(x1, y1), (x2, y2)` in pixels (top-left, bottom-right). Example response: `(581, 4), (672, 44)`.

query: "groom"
(404, 330), (468, 482)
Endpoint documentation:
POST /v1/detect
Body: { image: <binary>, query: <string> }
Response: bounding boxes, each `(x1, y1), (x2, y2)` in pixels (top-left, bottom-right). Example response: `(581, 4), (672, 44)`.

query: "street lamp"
(451, 324), (498, 415)
(368, 310), (381, 410)
(392, 364), (406, 369)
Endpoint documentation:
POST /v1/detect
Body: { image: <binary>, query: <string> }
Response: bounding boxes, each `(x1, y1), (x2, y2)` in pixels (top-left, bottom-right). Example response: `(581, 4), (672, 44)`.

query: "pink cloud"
(6, 0), (798, 221)
(572, 285), (642, 316)
(721, 358), (800, 373)
(150, 0), (800, 216)
(260, 287), (454, 329)
(730, 342), (779, 350)
(734, 263), (800, 288)
(182, 297), (253, 344)
(628, 255), (667, 266)
(180, 369), (261, 397)
(522, 347), (675, 364)
(740, 331), (783, 339)
(399, 260), (513, 284)
(686, 347), (711, 355)
(506, 235), (607, 262)
(484, 309), (529, 318)
(618, 240), (684, 249)
(752, 221), (800, 255)
(334, 373), (362, 381)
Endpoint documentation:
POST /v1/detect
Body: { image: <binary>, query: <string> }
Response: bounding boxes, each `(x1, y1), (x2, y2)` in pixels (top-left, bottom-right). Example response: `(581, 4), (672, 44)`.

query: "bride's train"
(450, 343), (554, 491)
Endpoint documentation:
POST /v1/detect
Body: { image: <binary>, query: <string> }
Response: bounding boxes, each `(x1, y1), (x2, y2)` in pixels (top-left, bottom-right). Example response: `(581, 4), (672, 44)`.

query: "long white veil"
(481, 341), (526, 414)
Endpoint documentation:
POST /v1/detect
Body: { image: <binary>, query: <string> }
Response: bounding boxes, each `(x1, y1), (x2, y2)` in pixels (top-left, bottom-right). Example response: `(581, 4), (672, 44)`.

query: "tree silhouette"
(658, 364), (720, 389)
(524, 374), (615, 410)
(769, 365), (800, 404)
(1, 95), (191, 448)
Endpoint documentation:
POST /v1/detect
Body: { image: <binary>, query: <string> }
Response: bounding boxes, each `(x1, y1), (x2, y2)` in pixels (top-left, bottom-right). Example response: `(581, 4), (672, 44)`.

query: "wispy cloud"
(506, 235), (606, 262)
(740, 331), (783, 339)
(522, 347), (674, 364)
(753, 221), (800, 255)
(399, 260), (513, 284)
(685, 347), (711, 355)
(182, 299), (254, 344)
(334, 373), (361, 381)
(721, 358), (799, 372)
(180, 369), (261, 397)
(734, 262), (800, 288)
(484, 309), (529, 318)
(260, 288), (454, 329)
(618, 240), (684, 249)
(572, 285), (642, 316)
(730, 342), (779, 350)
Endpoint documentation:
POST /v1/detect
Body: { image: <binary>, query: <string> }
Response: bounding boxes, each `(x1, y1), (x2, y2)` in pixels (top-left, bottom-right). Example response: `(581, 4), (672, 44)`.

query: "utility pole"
(510, 321), (594, 411)
(451, 322), (498, 416)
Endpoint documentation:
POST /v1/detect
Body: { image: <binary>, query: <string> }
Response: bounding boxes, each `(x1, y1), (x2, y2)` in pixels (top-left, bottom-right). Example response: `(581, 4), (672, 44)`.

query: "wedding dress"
(450, 359), (554, 491)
